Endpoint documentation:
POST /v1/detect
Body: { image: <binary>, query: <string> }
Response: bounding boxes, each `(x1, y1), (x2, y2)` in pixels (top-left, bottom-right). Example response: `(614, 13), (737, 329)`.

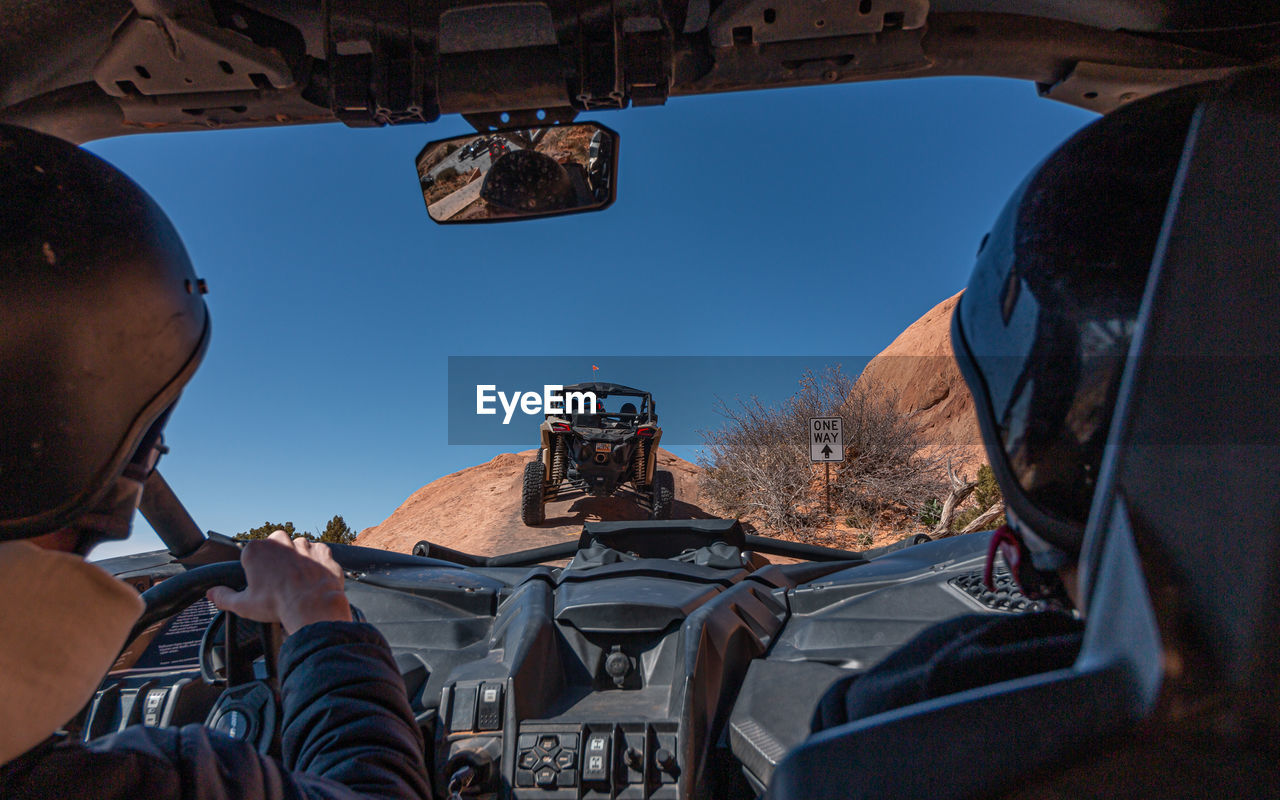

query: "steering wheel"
(132, 561), (281, 753)
(130, 561), (245, 638)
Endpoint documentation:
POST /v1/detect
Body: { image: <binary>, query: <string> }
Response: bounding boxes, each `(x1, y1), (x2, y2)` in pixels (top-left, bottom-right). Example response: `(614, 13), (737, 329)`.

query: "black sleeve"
(811, 611), (1084, 732)
(279, 621), (433, 800)
(0, 622), (432, 800)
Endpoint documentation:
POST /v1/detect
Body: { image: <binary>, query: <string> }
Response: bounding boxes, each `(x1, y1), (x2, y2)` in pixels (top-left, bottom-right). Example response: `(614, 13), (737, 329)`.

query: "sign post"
(809, 417), (844, 515)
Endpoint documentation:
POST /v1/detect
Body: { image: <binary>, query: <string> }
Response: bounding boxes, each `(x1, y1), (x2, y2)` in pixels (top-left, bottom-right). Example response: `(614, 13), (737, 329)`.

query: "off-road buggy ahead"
(521, 382), (674, 525)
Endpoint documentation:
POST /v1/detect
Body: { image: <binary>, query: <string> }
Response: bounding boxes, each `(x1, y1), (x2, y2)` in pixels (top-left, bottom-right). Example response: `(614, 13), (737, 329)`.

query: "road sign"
(809, 417), (844, 462)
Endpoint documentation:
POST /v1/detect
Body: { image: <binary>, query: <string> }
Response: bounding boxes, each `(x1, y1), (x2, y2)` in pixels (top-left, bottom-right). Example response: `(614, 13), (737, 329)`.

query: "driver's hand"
(206, 531), (353, 635)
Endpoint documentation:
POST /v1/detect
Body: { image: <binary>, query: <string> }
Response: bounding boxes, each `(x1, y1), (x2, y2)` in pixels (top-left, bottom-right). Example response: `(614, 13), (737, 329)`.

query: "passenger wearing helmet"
(0, 124), (430, 800)
(813, 85), (1200, 730)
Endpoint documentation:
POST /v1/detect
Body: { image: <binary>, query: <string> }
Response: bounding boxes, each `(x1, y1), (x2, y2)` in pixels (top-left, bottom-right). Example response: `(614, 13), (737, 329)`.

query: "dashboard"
(89, 522), (1026, 798)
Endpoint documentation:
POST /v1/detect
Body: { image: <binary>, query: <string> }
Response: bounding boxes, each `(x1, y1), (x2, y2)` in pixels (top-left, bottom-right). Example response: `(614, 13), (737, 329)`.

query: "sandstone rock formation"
(856, 291), (985, 469)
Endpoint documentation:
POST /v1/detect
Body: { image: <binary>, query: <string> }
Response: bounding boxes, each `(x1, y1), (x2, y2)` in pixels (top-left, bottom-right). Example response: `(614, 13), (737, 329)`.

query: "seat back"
(769, 71), (1280, 799)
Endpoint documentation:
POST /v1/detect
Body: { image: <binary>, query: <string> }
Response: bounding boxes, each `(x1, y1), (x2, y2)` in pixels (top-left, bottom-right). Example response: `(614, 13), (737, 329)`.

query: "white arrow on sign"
(809, 417), (844, 462)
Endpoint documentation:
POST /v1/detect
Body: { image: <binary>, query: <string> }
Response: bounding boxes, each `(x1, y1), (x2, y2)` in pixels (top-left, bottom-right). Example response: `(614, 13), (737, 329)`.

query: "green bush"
(973, 464), (1001, 508)
(235, 515), (356, 544)
(918, 498), (943, 528)
(951, 465), (1005, 531)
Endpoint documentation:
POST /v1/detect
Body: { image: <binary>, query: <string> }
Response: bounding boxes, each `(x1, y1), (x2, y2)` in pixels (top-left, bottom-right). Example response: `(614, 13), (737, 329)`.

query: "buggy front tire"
(522, 460), (546, 526)
(649, 470), (675, 520)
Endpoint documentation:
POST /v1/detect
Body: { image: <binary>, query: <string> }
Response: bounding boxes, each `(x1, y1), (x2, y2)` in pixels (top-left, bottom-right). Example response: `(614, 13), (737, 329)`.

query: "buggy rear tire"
(649, 470), (675, 520)
(521, 460), (546, 526)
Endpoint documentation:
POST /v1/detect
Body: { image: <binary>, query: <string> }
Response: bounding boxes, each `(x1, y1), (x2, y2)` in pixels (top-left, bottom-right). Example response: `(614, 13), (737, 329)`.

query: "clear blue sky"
(85, 76), (1094, 559)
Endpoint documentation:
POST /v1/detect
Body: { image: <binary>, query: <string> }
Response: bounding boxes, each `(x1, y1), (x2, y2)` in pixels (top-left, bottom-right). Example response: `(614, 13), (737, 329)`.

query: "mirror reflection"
(415, 123), (617, 223)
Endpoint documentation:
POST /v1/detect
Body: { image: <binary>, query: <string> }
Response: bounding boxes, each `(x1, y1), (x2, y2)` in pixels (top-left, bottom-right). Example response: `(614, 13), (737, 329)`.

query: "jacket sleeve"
(810, 611), (1084, 732)
(278, 621), (432, 800)
(1, 622), (432, 800)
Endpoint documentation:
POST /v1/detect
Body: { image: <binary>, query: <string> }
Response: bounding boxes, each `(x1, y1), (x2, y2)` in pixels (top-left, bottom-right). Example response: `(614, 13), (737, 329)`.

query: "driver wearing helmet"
(0, 124), (430, 800)
(813, 84), (1200, 729)
(480, 149), (593, 215)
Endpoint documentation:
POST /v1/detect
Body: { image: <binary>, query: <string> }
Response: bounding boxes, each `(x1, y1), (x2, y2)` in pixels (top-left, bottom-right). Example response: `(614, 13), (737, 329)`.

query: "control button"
(518, 751), (538, 770)
(142, 689), (168, 726)
(476, 683), (503, 731)
(538, 734), (559, 751)
(655, 748), (677, 772)
(624, 746), (643, 770)
(559, 733), (579, 750)
(516, 770), (534, 787)
(450, 686), (476, 731)
(535, 767), (557, 788)
(555, 750), (575, 770)
(537, 752), (556, 769)
(585, 753), (606, 780)
(534, 742), (559, 758)
(558, 769), (578, 788)
(518, 733), (537, 749)
(583, 734), (610, 782)
(213, 708), (252, 741)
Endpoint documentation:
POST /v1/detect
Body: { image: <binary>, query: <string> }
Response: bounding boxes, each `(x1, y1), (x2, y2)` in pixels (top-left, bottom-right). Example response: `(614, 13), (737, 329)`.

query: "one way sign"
(809, 417), (844, 463)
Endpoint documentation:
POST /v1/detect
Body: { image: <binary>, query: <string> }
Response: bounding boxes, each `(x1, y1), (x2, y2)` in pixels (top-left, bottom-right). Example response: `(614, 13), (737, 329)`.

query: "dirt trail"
(355, 448), (711, 555)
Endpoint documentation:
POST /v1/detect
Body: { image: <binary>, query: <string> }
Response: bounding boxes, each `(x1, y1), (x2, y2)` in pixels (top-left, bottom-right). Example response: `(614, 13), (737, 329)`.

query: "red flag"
(592, 365), (599, 371)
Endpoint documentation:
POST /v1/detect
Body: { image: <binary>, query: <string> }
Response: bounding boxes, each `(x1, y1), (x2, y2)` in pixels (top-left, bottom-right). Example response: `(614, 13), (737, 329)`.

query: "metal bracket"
(621, 16), (672, 106)
(325, 0), (439, 127)
(1041, 61), (1241, 114)
(709, 0), (928, 48)
(575, 2), (674, 110)
(94, 11), (293, 98)
(463, 107), (578, 132)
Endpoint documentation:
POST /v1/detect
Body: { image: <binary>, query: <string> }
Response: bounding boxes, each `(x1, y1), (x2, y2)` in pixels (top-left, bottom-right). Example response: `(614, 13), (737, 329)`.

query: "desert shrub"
(234, 515), (356, 544)
(918, 498), (943, 528)
(699, 366), (952, 538)
(435, 166), (458, 181)
(951, 464), (1005, 531)
(972, 464), (1002, 507)
(698, 394), (822, 535)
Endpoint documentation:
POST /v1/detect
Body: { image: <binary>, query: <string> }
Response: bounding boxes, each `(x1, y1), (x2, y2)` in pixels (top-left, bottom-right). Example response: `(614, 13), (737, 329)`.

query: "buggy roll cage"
(547, 382), (657, 425)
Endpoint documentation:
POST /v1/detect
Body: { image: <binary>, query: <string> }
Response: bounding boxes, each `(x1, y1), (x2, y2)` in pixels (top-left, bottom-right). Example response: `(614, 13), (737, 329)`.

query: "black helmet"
(0, 124), (210, 542)
(952, 87), (1203, 566)
(480, 149), (576, 213)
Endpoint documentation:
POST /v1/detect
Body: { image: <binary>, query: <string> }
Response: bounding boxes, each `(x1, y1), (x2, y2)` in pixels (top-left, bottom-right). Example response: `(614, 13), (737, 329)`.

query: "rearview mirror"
(414, 122), (618, 223)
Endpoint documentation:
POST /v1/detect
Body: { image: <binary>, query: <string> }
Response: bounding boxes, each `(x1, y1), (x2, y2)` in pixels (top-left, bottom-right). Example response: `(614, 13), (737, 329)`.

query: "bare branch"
(930, 457), (977, 536)
(958, 502), (1005, 534)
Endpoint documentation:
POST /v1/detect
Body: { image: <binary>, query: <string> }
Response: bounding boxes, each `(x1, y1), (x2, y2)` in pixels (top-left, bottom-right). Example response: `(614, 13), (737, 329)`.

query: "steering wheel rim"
(129, 560), (245, 642)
